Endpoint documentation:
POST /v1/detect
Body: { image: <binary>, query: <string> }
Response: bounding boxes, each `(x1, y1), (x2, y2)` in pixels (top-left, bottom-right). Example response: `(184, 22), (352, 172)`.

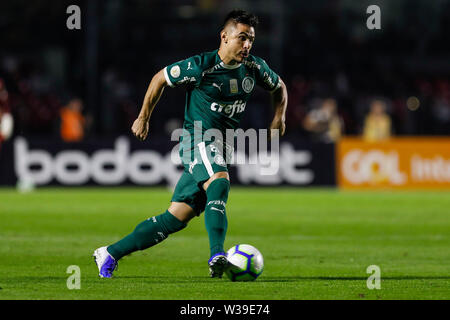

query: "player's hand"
(269, 119), (285, 140)
(131, 117), (150, 141)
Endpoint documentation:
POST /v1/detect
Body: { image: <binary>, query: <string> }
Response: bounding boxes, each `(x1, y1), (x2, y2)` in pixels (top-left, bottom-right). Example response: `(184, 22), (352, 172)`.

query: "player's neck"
(217, 48), (239, 66)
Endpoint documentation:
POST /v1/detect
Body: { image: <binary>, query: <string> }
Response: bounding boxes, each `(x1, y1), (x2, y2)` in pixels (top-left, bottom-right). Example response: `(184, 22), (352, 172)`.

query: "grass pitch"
(0, 187), (449, 300)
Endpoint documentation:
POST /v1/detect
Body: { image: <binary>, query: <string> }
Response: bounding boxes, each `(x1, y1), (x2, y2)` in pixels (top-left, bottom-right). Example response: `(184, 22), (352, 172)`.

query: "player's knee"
(203, 172), (229, 190)
(168, 202), (197, 223)
(160, 210), (188, 233)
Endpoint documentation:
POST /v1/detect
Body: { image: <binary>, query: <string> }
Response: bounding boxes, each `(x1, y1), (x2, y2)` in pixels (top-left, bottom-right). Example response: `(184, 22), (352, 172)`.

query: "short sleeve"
(163, 55), (203, 88)
(253, 57), (281, 93)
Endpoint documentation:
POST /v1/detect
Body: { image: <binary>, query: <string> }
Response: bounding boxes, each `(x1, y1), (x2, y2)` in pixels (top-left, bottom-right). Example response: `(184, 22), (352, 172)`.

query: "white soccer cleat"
(93, 246), (118, 278)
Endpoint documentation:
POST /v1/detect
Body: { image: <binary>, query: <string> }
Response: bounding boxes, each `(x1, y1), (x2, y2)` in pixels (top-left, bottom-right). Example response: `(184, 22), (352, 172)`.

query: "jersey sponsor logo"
(187, 62), (193, 70)
(212, 82), (223, 92)
(176, 76), (196, 85)
(210, 100), (246, 118)
(243, 60), (261, 70)
(202, 63), (222, 76)
(263, 71), (276, 89)
(230, 79), (238, 93)
(242, 77), (254, 93)
(170, 65), (181, 78)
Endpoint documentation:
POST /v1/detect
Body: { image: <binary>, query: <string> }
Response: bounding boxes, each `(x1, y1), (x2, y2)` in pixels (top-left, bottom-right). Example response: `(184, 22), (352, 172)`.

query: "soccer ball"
(225, 244), (264, 281)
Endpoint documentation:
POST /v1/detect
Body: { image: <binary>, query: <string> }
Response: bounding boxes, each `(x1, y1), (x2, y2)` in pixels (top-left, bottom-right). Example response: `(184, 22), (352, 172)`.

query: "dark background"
(1, 0), (450, 141)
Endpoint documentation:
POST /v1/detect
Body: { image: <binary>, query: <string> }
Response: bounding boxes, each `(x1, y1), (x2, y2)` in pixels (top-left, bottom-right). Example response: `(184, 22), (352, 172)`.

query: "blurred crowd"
(1, 0), (450, 143)
(286, 74), (450, 142)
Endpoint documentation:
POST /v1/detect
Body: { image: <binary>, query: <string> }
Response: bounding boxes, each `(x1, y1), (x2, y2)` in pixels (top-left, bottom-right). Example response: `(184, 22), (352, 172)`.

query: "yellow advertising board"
(337, 138), (450, 189)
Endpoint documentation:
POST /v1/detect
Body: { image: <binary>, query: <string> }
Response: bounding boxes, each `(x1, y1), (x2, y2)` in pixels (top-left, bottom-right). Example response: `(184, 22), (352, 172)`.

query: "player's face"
(226, 23), (255, 62)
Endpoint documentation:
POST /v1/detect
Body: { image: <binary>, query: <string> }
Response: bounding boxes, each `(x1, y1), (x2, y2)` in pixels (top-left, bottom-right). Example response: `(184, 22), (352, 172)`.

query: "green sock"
(107, 210), (186, 260)
(204, 178), (230, 257)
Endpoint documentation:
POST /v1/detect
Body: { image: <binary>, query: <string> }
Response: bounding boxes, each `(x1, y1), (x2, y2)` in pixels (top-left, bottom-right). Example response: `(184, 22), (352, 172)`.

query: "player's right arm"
(132, 55), (205, 141)
(132, 69), (167, 141)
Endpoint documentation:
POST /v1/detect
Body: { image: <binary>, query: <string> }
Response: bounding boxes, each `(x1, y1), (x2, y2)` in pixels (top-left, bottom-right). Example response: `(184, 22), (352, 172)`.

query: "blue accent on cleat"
(208, 252), (227, 264)
(99, 255), (118, 278)
(208, 252), (228, 278)
(93, 246), (118, 278)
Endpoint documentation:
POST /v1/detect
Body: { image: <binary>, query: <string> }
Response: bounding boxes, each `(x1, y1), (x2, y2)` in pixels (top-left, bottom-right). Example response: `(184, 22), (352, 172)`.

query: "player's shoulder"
(187, 50), (219, 70)
(200, 50), (219, 61)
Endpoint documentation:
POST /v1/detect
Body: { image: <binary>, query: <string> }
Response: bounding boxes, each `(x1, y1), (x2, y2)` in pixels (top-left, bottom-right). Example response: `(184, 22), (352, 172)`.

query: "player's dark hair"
(223, 9), (259, 29)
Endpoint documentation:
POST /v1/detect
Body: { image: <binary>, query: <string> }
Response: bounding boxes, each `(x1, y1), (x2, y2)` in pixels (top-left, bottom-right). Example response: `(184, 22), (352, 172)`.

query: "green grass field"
(0, 187), (449, 300)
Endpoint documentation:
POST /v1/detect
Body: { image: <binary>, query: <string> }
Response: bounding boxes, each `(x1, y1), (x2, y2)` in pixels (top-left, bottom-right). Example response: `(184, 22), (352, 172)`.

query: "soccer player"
(93, 9), (288, 278)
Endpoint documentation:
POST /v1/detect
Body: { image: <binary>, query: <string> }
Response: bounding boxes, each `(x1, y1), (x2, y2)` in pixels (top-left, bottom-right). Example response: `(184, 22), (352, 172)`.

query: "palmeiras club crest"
(242, 77), (254, 93)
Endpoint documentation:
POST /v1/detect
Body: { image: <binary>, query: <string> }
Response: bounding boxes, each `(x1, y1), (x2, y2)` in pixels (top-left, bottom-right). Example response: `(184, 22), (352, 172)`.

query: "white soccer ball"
(225, 244), (264, 281)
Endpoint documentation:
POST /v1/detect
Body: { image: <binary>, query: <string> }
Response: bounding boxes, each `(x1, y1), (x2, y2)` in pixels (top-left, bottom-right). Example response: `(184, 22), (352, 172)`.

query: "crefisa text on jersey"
(210, 99), (246, 118)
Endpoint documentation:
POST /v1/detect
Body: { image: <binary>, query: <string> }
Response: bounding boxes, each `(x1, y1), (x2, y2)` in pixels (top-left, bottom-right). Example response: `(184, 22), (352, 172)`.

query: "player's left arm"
(269, 78), (288, 138)
(252, 56), (288, 139)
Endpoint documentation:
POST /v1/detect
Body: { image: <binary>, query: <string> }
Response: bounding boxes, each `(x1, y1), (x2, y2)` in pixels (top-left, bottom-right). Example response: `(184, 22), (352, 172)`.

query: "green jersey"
(164, 49), (281, 161)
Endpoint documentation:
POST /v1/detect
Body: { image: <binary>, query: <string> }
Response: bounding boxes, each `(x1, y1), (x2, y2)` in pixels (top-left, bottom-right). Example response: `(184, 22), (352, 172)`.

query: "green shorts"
(171, 141), (230, 215)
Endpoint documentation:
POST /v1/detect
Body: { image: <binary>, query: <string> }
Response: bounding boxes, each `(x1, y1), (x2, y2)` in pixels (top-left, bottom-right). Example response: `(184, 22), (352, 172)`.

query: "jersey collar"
(216, 50), (242, 69)
(219, 61), (242, 69)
